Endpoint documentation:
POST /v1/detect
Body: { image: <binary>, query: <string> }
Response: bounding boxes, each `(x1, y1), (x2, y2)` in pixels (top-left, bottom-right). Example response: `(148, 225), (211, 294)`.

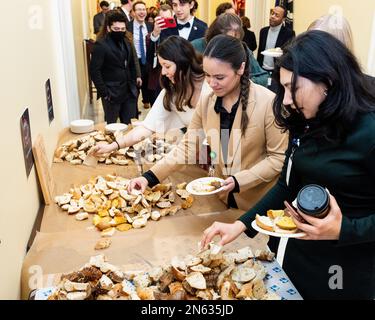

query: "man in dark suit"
(119, 0), (133, 24)
(93, 1), (110, 35)
(127, 1), (155, 109)
(151, 0), (208, 43)
(90, 11), (141, 124)
(257, 6), (295, 71)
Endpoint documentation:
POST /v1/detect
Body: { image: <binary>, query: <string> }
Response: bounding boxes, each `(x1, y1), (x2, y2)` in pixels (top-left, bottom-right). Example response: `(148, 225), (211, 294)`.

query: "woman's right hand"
(90, 143), (116, 157)
(201, 220), (247, 249)
(128, 177), (149, 194)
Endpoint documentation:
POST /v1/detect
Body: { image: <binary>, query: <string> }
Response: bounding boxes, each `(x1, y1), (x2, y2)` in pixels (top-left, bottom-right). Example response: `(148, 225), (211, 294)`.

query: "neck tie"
(177, 22), (191, 30)
(139, 25), (146, 65)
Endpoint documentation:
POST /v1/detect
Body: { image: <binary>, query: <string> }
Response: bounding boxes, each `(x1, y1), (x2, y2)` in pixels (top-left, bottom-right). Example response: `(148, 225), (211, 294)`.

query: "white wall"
(366, 10), (375, 76)
(0, 0), (87, 299)
(294, 0), (375, 73)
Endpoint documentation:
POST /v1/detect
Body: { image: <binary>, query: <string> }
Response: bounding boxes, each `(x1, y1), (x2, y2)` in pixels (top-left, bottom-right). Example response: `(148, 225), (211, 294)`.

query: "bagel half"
(255, 214), (274, 232)
(274, 216), (298, 234)
(267, 209), (285, 219)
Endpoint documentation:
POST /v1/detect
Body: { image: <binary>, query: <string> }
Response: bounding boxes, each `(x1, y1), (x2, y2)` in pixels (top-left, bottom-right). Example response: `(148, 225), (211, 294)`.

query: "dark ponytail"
(239, 42), (250, 134)
(204, 34), (250, 136)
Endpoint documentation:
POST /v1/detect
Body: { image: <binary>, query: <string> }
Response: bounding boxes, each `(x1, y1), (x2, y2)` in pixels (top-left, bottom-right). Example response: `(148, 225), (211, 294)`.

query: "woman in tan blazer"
(128, 35), (288, 211)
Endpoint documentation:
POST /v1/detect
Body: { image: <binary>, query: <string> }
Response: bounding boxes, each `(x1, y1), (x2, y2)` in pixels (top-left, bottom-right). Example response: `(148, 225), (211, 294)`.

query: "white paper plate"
(261, 50), (283, 58)
(70, 119), (94, 134)
(186, 177), (225, 196)
(105, 123), (128, 133)
(251, 220), (306, 239)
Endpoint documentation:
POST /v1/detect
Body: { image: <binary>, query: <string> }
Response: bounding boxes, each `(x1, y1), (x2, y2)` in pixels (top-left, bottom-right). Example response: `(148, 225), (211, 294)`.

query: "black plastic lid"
(297, 184), (329, 216)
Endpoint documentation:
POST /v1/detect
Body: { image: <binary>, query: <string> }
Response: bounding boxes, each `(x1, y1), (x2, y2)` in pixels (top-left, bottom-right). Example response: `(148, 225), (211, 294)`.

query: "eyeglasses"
(110, 27), (126, 32)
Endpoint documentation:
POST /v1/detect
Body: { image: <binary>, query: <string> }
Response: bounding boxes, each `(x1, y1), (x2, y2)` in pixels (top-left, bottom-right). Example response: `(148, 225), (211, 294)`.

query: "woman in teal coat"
(192, 13), (268, 87)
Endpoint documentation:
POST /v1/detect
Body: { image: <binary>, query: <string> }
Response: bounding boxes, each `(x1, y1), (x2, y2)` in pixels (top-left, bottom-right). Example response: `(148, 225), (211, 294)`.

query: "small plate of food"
(186, 177), (225, 196)
(251, 209), (306, 238)
(261, 47), (283, 58)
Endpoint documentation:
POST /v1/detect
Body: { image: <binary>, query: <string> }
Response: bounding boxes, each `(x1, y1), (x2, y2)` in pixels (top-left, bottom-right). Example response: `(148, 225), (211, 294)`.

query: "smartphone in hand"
(162, 17), (177, 29)
(284, 201), (307, 224)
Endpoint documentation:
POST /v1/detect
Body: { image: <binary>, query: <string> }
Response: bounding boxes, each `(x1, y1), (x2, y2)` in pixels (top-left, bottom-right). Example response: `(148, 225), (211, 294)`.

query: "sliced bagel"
(255, 214), (274, 232)
(274, 216), (297, 232)
(266, 209), (285, 219)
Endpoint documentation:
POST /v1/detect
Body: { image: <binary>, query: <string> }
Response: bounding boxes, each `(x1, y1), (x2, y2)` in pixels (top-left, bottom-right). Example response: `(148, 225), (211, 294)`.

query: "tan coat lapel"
(204, 82), (257, 176)
(225, 85), (256, 175)
(205, 93), (223, 170)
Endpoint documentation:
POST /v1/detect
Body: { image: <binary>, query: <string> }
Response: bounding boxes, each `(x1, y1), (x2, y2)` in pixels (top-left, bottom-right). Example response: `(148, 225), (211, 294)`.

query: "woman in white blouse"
(92, 36), (207, 155)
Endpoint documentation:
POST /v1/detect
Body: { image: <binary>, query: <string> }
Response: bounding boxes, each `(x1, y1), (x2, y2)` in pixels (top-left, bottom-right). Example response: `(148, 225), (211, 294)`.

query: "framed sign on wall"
(20, 108), (34, 177)
(45, 79), (55, 124)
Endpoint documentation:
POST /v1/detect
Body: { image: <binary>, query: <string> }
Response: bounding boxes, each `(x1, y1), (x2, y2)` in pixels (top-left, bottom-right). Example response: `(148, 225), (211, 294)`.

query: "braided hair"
(204, 34), (250, 135)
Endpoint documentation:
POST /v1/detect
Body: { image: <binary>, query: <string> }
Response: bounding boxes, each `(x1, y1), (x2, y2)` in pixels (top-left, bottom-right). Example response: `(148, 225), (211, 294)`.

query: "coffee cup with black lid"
(296, 184), (330, 219)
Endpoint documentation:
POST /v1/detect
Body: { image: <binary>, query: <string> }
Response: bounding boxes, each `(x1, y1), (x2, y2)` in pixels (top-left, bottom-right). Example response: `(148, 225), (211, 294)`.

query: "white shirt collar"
(177, 16), (195, 26)
(134, 20), (146, 28)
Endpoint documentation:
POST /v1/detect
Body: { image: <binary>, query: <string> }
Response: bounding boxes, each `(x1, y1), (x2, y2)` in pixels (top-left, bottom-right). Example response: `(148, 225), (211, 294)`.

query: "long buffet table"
(21, 125), (302, 300)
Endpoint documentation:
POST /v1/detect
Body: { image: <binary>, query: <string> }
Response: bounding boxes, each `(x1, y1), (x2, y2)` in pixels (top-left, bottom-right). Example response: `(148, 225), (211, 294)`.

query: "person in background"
(91, 36), (207, 155)
(202, 31), (375, 300)
(119, 0), (133, 24)
(90, 10), (141, 124)
(151, 0), (207, 43)
(192, 13), (268, 87)
(127, 35), (287, 212)
(127, 1), (154, 110)
(308, 14), (375, 87)
(146, 4), (175, 103)
(241, 16), (257, 52)
(146, 6), (159, 24)
(215, 2), (236, 16)
(93, 1), (110, 35)
(159, 3), (174, 17)
(257, 6), (295, 90)
(308, 14), (353, 52)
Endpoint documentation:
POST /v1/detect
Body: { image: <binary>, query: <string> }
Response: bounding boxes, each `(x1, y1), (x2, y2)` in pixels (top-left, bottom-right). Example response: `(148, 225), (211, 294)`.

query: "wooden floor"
(83, 93), (149, 124)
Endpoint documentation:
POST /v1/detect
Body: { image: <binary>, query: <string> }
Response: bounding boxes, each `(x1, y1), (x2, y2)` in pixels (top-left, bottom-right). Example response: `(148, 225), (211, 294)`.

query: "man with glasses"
(127, 1), (154, 110)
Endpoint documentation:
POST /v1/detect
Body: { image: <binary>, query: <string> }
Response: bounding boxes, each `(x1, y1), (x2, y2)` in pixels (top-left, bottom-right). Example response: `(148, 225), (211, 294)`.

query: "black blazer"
(159, 17), (208, 43)
(365, 74), (375, 88)
(239, 112), (375, 299)
(117, 7), (132, 25)
(90, 35), (139, 103)
(93, 12), (105, 34)
(257, 25), (295, 68)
